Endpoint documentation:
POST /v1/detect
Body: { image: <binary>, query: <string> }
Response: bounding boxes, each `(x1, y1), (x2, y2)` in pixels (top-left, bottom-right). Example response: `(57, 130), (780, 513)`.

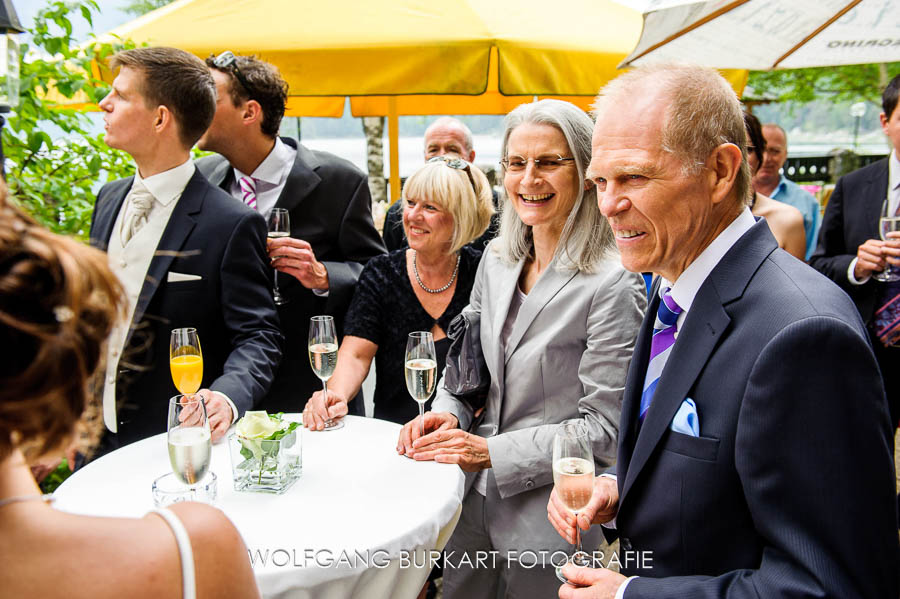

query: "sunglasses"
(212, 51), (258, 100)
(428, 155), (477, 195)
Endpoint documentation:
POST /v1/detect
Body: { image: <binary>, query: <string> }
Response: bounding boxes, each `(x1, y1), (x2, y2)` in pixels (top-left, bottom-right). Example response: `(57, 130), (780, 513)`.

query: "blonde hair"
(401, 160), (494, 254)
(496, 99), (615, 273)
(0, 185), (125, 461)
(592, 63), (752, 207)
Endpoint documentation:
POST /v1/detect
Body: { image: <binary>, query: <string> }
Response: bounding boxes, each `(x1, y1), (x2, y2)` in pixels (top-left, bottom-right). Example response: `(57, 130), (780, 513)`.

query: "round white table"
(54, 415), (464, 599)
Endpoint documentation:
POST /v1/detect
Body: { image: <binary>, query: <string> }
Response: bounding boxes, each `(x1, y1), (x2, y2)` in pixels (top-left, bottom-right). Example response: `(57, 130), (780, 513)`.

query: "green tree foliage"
(748, 63), (900, 110)
(122, 0), (173, 17)
(4, 0), (136, 238)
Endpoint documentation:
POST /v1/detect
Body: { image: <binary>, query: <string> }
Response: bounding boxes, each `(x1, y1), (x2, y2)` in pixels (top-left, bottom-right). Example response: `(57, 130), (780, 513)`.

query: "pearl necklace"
(413, 250), (460, 294)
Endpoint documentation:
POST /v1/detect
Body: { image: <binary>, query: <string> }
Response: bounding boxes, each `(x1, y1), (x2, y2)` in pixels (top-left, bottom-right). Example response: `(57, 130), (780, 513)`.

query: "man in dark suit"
(810, 73), (900, 428)
(196, 53), (385, 416)
(90, 47), (282, 450)
(548, 64), (899, 598)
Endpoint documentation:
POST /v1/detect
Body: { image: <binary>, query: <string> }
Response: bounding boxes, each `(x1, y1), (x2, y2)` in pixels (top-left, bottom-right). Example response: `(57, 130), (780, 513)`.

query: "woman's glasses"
(501, 155), (575, 173)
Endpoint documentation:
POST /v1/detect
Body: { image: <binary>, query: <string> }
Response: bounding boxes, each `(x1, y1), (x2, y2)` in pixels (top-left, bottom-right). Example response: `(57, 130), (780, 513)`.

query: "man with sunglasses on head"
(197, 52), (386, 416)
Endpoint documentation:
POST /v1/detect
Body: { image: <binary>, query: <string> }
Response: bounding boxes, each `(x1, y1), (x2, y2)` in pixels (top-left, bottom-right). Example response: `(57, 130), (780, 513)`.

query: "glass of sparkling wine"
(405, 331), (437, 439)
(308, 315), (342, 430)
(268, 208), (291, 305)
(167, 394), (212, 492)
(553, 420), (595, 583)
(874, 199), (900, 282)
(170, 327), (203, 399)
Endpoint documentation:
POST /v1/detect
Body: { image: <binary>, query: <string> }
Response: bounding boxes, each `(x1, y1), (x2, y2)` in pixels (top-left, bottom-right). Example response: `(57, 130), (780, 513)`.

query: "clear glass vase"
(228, 430), (302, 494)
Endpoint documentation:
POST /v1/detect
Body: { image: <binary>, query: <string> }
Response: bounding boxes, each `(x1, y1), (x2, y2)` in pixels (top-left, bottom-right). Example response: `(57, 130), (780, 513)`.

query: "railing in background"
(784, 153), (887, 183)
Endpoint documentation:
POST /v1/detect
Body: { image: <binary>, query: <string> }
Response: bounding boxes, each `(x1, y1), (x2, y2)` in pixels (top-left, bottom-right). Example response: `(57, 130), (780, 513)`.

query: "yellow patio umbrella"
(85, 0), (747, 199)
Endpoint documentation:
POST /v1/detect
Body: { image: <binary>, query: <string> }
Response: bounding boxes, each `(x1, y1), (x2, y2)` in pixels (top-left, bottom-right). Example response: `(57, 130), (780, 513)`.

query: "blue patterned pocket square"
(670, 398), (699, 437)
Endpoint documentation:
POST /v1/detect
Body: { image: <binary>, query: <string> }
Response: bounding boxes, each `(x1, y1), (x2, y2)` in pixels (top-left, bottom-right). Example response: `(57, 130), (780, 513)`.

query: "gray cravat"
(120, 180), (155, 246)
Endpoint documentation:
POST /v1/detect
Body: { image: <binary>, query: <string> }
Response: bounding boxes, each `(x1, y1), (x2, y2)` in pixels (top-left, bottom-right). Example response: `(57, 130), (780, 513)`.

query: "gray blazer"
(433, 242), (646, 553)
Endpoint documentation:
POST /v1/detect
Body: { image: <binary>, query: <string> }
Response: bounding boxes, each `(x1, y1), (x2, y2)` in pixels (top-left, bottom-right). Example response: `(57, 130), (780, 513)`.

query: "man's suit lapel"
(204, 156), (234, 191)
(620, 220), (777, 505)
(862, 159), (889, 232)
(128, 171), (205, 341)
(274, 138), (321, 213)
(505, 262), (577, 362)
(91, 177), (133, 249)
(616, 278), (659, 487)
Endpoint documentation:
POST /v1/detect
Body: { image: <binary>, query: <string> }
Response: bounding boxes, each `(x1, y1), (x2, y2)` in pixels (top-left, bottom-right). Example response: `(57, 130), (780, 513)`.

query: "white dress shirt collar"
(662, 208), (756, 314)
(136, 158), (195, 206)
(233, 137), (294, 187)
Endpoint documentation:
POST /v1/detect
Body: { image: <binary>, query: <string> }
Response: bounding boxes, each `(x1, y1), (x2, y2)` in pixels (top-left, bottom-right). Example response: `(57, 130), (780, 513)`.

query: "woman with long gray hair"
(397, 99), (646, 598)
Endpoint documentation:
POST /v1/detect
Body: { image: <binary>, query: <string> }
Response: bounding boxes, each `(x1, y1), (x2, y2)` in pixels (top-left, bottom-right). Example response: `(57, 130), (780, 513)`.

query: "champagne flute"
(268, 208), (291, 305)
(308, 315), (342, 430)
(405, 331), (437, 439)
(170, 328), (203, 399)
(553, 420), (595, 584)
(874, 198), (900, 282)
(167, 394), (212, 490)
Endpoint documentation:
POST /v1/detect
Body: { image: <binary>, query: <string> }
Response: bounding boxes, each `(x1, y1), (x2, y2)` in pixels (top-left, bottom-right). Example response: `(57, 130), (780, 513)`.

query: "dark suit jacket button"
(524, 479), (535, 489)
(621, 537), (632, 551)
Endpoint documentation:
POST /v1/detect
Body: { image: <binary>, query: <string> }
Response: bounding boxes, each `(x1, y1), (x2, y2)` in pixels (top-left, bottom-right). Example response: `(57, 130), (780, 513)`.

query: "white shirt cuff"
(599, 473), (618, 529)
(847, 258), (870, 285)
(216, 392), (239, 424)
(615, 576), (638, 599)
(312, 288), (329, 297)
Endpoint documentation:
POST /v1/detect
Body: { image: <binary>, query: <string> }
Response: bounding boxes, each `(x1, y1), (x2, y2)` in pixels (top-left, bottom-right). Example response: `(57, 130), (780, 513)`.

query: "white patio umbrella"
(620, 0), (900, 69)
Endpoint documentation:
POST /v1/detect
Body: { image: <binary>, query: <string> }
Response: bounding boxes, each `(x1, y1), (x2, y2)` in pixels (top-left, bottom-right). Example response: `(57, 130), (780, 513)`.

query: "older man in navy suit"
(548, 64), (899, 598)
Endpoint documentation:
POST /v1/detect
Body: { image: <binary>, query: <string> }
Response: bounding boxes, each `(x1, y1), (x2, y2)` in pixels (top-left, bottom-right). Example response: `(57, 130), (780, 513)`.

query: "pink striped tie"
(239, 176), (258, 210)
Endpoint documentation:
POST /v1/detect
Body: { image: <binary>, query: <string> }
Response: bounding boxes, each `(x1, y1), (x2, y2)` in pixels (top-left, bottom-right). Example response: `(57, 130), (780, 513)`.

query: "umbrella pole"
(388, 97), (400, 204)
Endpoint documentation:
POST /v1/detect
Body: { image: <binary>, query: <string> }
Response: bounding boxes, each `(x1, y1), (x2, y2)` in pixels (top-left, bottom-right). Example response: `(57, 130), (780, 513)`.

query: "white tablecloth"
(54, 415), (464, 599)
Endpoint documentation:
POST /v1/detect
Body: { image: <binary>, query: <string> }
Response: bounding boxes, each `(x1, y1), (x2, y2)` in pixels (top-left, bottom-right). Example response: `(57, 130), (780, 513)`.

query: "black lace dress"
(344, 246), (482, 424)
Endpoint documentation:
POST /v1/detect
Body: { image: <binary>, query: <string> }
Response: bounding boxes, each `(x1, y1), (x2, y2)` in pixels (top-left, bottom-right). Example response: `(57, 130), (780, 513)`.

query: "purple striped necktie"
(239, 176), (258, 210)
(639, 287), (683, 422)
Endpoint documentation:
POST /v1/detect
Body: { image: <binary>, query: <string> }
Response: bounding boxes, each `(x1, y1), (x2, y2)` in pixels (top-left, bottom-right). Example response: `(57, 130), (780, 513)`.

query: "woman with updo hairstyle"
(0, 185), (260, 599)
(303, 157), (494, 427)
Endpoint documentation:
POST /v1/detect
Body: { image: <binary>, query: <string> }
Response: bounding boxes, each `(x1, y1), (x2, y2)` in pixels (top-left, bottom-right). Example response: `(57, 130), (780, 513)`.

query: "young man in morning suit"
(196, 53), (386, 416)
(90, 47), (282, 451)
(810, 72), (900, 524)
(547, 64), (899, 598)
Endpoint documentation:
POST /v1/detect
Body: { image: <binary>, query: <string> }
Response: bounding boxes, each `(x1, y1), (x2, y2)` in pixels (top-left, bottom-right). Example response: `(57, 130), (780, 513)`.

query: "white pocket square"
(670, 398), (700, 437)
(167, 272), (202, 283)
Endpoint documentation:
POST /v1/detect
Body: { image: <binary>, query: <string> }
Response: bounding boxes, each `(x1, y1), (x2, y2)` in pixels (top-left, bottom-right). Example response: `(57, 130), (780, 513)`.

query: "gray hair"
(592, 64), (752, 207)
(495, 99), (614, 272)
(425, 117), (474, 155)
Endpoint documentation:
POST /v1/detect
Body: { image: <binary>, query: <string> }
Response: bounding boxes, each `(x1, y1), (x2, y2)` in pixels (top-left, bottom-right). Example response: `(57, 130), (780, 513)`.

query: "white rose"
(236, 411), (281, 439)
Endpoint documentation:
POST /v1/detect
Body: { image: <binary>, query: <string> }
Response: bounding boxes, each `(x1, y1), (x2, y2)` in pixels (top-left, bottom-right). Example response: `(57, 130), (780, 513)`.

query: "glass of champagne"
(405, 331), (437, 439)
(268, 207), (291, 305)
(170, 328), (203, 399)
(308, 315), (342, 430)
(874, 198), (900, 282)
(553, 420), (595, 584)
(167, 394), (212, 490)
